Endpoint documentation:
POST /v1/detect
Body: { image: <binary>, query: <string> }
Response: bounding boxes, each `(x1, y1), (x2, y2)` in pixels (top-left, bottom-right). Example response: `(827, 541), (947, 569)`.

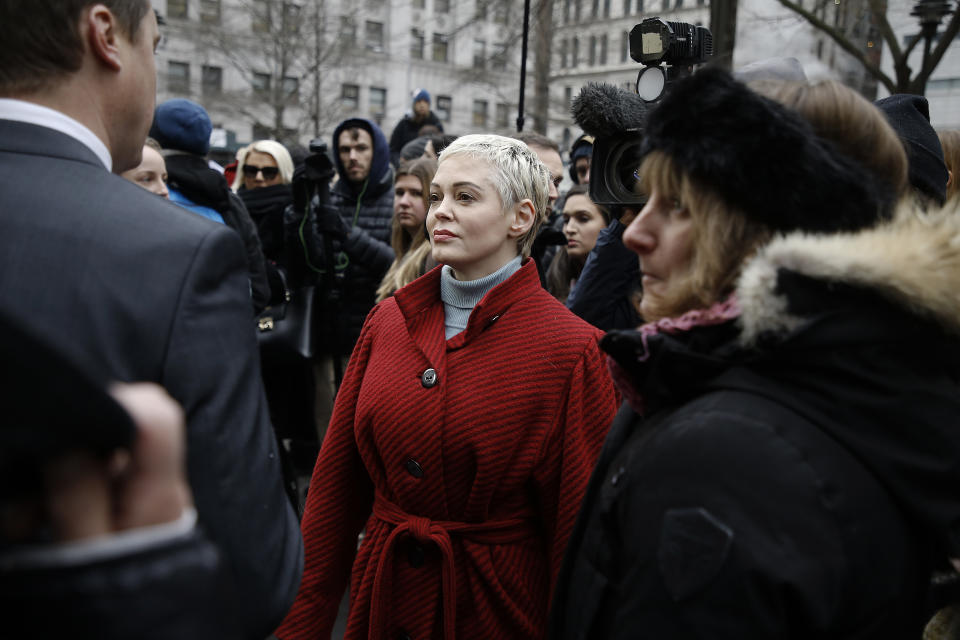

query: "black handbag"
(256, 268), (315, 363)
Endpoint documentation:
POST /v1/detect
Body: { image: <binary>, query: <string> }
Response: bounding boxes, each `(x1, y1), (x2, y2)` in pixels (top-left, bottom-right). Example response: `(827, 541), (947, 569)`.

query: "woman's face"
(427, 155), (531, 281)
(562, 193), (606, 262)
(394, 174), (427, 233)
(242, 151), (282, 189)
(622, 187), (694, 320)
(121, 146), (169, 198)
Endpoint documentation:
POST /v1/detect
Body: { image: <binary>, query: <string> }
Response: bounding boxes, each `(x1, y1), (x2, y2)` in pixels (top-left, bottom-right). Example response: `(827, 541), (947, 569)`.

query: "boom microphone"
(572, 82), (649, 139)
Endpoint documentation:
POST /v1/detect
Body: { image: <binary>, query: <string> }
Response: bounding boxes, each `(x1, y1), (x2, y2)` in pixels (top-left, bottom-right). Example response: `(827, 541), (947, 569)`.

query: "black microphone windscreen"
(572, 82), (648, 139)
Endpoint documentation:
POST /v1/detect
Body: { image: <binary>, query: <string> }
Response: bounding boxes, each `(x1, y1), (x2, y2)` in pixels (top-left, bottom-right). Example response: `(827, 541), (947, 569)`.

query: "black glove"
(315, 202), (350, 241)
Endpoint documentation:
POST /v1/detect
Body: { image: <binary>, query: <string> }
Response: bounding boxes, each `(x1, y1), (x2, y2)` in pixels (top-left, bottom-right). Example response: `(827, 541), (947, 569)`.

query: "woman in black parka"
(550, 69), (960, 639)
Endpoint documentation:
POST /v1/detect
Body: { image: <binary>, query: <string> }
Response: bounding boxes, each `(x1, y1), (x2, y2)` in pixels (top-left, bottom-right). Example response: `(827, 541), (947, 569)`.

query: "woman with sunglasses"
(233, 140), (295, 271)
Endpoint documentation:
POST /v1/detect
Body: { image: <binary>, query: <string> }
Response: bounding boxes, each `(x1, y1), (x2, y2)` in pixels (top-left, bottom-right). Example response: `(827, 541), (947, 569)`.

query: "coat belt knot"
(369, 492), (537, 640)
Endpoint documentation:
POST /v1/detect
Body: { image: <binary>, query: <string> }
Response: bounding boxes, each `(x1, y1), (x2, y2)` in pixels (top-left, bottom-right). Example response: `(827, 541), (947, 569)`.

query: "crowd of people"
(4, 2), (960, 639)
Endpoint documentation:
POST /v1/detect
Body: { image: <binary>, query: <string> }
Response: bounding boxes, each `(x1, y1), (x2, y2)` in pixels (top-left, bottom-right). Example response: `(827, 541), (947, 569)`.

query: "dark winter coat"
(550, 207), (960, 639)
(276, 259), (621, 640)
(301, 118), (394, 356)
(239, 183), (292, 263)
(389, 110), (444, 166)
(164, 153), (271, 312)
(565, 218), (640, 330)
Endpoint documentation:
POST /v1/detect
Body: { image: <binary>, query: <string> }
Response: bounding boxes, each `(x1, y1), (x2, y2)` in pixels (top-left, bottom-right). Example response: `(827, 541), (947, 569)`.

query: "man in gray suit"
(0, 2), (302, 637)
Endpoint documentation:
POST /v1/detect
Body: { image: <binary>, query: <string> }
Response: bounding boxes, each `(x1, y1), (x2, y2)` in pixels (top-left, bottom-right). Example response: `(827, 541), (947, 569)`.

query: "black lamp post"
(911, 0), (952, 91)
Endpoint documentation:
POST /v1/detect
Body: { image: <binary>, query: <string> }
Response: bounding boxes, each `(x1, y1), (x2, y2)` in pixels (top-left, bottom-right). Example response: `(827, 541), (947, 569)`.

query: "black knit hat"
(640, 67), (895, 234)
(875, 94), (948, 206)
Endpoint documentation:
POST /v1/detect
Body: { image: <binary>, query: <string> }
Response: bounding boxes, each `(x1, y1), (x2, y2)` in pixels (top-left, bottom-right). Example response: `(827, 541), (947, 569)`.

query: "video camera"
(580, 17), (712, 207)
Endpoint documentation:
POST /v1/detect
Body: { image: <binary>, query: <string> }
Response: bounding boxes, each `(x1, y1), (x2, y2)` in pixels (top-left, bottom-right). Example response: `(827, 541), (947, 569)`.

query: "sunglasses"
(243, 164), (280, 179)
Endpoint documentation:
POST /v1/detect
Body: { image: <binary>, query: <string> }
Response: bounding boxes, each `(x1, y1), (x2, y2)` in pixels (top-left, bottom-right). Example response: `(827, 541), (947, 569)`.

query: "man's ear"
(508, 199), (536, 238)
(86, 4), (123, 72)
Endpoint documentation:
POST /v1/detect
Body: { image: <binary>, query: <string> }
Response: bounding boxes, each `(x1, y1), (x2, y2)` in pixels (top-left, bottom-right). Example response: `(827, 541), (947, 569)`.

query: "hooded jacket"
(305, 118), (395, 356)
(550, 205), (960, 639)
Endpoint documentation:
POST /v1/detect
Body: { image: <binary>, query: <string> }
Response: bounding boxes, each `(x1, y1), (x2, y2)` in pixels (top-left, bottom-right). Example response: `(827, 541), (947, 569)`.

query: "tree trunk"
(709, 0), (739, 70)
(532, 0), (554, 134)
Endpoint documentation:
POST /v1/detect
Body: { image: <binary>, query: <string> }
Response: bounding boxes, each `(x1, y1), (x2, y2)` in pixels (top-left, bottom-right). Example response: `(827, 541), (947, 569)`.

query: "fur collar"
(738, 204), (960, 345)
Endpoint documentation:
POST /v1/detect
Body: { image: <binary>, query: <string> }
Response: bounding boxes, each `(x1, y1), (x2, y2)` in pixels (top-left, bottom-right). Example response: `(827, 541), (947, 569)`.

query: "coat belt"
(368, 492), (537, 640)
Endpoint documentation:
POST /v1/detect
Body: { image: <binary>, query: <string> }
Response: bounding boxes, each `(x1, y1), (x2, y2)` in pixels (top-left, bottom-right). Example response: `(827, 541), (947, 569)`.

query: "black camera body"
(579, 17), (712, 207)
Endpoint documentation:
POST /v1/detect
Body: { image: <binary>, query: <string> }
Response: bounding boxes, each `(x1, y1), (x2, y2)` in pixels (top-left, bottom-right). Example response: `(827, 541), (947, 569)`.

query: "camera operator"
(290, 118), (394, 442)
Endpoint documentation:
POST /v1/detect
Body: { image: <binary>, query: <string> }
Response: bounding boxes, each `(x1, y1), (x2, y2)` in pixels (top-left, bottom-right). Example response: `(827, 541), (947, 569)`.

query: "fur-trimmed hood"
(738, 204), (960, 345)
(602, 202), (960, 558)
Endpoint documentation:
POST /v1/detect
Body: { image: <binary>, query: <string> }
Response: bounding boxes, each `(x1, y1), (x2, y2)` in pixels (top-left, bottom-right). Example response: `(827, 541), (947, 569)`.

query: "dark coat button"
(421, 368), (438, 388)
(408, 543), (425, 567)
(405, 459), (424, 478)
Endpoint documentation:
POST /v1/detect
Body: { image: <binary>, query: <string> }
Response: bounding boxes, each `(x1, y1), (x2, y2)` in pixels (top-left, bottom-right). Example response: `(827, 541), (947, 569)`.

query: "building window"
(572, 37), (579, 68)
(340, 16), (357, 49)
(168, 0), (188, 19)
(252, 0), (270, 33)
(365, 21), (384, 52)
(411, 29), (425, 59)
(473, 39), (486, 69)
(476, 0), (488, 19)
(252, 72), (271, 98)
(369, 87), (387, 124)
(637, 0), (644, 10)
(622, 30), (629, 62)
(472, 99), (488, 128)
(201, 65), (222, 96)
(589, 35), (596, 66)
(496, 103), (510, 129)
(575, 0), (581, 21)
(560, 39), (568, 68)
(492, 42), (508, 71)
(564, 0), (571, 23)
(200, 0), (220, 23)
(283, 76), (299, 102)
(436, 95), (452, 122)
(600, 34), (608, 65)
(167, 61), (190, 94)
(604, 0), (611, 17)
(435, 0), (450, 13)
(341, 83), (359, 109)
(564, 86), (572, 107)
(493, 0), (508, 23)
(591, 0), (599, 17)
(623, 0), (630, 15)
(432, 33), (449, 63)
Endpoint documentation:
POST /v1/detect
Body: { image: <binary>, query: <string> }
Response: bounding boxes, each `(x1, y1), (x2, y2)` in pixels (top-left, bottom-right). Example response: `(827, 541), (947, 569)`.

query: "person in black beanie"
(150, 99), (270, 312)
(876, 93), (949, 207)
(550, 68), (960, 639)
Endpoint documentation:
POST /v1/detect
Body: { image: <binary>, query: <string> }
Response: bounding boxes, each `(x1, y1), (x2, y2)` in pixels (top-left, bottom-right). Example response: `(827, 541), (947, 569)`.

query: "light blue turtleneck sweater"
(439, 256), (523, 339)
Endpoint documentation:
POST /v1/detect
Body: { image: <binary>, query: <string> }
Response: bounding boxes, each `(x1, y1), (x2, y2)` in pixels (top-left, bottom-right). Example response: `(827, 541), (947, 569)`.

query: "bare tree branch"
(917, 5), (960, 88)
(776, 0), (896, 93)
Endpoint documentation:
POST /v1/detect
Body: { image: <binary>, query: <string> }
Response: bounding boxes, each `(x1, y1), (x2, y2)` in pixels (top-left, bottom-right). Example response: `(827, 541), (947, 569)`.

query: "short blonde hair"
(438, 134), (549, 258)
(231, 139), (295, 190)
(636, 150), (771, 322)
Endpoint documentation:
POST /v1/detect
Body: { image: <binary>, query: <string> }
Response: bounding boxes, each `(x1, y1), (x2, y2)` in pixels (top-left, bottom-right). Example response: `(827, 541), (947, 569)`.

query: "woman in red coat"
(276, 134), (620, 640)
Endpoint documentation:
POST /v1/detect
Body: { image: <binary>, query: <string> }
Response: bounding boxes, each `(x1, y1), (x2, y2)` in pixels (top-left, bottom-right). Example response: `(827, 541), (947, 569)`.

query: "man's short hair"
(512, 131), (560, 155)
(0, 0), (152, 95)
(440, 134), (550, 258)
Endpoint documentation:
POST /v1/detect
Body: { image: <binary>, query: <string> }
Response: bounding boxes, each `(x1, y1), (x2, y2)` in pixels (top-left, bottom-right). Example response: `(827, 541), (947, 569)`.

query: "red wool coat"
(276, 260), (620, 640)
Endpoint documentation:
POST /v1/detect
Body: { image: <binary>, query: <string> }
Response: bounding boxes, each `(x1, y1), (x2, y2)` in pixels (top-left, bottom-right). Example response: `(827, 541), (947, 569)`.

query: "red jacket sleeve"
(533, 332), (620, 591)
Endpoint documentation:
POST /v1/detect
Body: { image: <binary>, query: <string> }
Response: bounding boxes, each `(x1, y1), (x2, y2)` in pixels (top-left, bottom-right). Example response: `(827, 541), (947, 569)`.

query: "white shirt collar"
(0, 98), (113, 170)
